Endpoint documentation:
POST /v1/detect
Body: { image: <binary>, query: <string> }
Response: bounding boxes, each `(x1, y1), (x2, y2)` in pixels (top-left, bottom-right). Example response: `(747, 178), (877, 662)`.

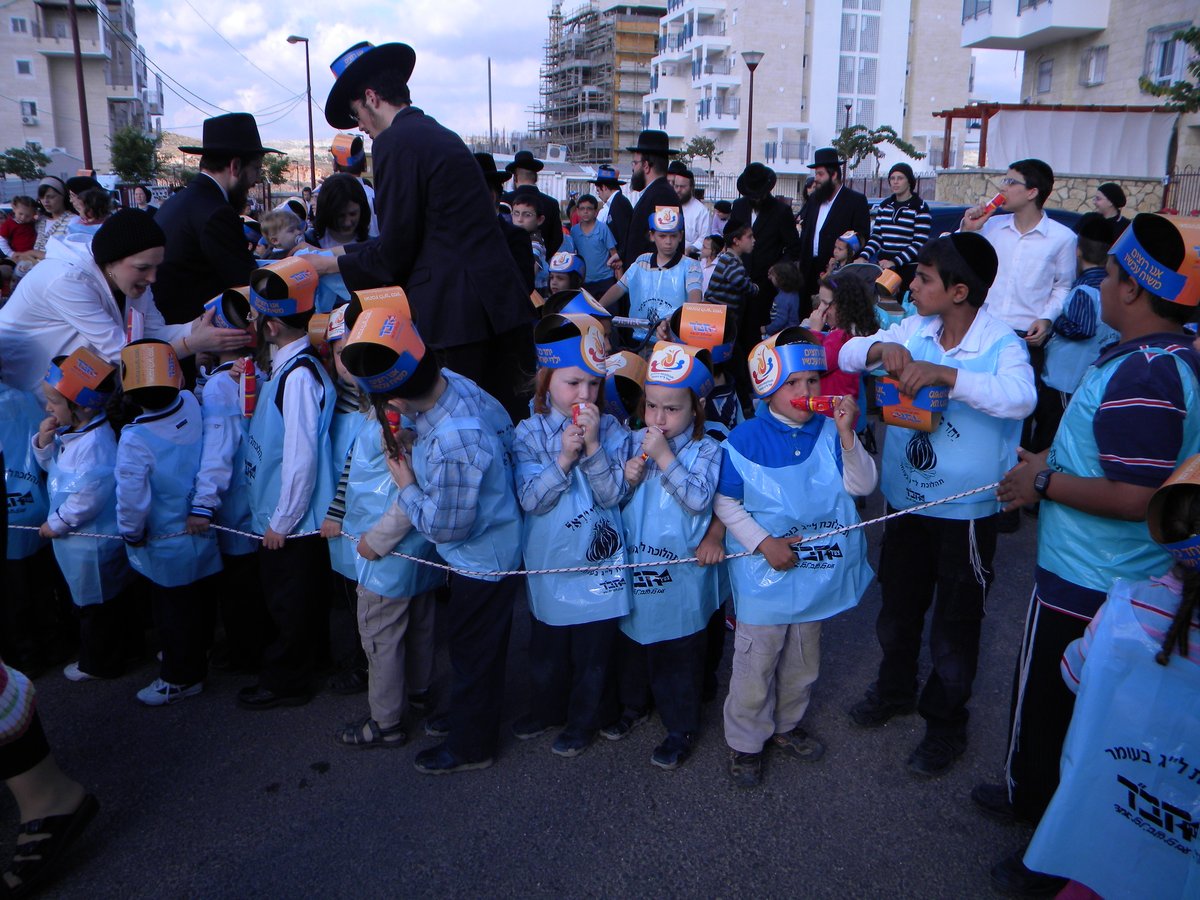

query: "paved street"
(5, 489), (1043, 898)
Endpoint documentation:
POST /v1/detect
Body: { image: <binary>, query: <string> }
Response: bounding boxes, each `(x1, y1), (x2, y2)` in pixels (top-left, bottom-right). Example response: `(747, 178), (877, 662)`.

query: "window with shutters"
(1078, 46), (1107, 86)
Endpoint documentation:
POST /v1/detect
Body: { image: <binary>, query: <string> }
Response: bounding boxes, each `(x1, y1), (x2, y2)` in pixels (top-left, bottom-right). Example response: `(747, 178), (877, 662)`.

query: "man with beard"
(797, 148), (870, 309)
(154, 113), (271, 325)
(667, 160), (713, 253)
(619, 131), (683, 270)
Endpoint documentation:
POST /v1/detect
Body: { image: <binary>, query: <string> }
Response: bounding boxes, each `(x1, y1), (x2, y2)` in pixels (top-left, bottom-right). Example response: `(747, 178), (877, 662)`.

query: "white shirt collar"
(200, 171), (229, 202)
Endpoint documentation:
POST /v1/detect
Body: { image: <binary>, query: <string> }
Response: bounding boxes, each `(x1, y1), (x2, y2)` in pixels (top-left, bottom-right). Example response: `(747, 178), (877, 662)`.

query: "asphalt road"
(5, 490), (1043, 898)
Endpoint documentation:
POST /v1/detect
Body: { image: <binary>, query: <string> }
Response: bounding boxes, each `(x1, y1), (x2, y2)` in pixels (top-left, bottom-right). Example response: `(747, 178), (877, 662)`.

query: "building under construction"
(533, 0), (664, 168)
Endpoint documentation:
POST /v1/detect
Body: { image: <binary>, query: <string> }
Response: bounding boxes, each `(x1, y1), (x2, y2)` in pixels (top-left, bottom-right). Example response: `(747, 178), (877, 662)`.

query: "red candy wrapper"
(572, 403), (583, 425)
(384, 408), (404, 459)
(790, 395), (844, 414)
(240, 359), (257, 418)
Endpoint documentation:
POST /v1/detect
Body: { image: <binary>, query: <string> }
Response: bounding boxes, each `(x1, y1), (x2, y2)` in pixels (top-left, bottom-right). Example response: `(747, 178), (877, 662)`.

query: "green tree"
(1139, 27), (1200, 112)
(832, 125), (925, 177)
(0, 145), (51, 183)
(680, 136), (723, 175)
(108, 126), (160, 183)
(263, 153), (292, 206)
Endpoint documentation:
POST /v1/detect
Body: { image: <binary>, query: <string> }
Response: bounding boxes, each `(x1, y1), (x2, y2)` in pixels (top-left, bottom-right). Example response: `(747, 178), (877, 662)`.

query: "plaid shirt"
(399, 373), (503, 544)
(621, 430), (722, 515)
(514, 407), (628, 514)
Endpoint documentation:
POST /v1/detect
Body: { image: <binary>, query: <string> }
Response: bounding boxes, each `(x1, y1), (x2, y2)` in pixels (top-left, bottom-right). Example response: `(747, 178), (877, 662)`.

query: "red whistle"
(791, 395), (844, 414)
(572, 403), (583, 425)
(980, 193), (1006, 216)
(241, 359), (257, 418)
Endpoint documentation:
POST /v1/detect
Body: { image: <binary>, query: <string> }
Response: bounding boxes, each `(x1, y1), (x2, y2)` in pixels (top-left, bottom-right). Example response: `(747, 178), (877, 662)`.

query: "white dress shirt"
(977, 212), (1077, 331)
(680, 196), (714, 251)
(192, 364), (241, 513)
(811, 186), (842, 257)
(268, 338), (325, 535)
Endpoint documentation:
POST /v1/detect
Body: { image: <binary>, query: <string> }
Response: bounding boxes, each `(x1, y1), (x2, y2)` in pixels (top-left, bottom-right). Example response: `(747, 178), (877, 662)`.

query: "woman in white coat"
(0, 209), (250, 391)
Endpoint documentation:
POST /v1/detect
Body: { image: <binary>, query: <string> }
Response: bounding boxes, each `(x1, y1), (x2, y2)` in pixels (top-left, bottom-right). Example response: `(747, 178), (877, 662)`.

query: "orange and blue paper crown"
(549, 251), (587, 279)
(747, 335), (826, 398)
(1147, 454), (1200, 570)
(341, 308), (427, 394)
(249, 257), (318, 318)
(44, 347), (115, 410)
(605, 351), (647, 420)
(649, 206), (683, 234)
(1110, 214), (1200, 306)
(670, 303), (736, 364)
(646, 341), (714, 398)
(331, 134), (365, 168)
(549, 288), (611, 319)
(535, 313), (608, 376)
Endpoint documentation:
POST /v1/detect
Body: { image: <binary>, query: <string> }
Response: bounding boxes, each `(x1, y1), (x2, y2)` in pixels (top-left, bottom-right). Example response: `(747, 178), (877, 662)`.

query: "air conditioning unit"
(545, 143), (568, 162)
(21, 115), (38, 126)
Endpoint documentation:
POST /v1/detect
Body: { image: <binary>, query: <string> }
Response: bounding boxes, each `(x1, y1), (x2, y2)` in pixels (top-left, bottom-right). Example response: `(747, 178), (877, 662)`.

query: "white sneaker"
(136, 678), (203, 707)
(63, 662), (98, 682)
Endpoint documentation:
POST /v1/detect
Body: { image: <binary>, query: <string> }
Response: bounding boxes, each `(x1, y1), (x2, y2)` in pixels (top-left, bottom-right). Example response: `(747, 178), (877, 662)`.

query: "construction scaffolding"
(532, 1), (662, 167)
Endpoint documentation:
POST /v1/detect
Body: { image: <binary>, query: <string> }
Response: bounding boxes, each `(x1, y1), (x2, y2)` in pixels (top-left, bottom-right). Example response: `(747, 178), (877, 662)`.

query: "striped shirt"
(0, 662), (36, 746)
(859, 195), (932, 268)
(704, 251), (757, 311)
(1052, 266), (1106, 340)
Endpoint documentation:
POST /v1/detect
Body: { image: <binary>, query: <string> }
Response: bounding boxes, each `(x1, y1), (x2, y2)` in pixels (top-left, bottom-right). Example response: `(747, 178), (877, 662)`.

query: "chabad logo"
(749, 345), (779, 394)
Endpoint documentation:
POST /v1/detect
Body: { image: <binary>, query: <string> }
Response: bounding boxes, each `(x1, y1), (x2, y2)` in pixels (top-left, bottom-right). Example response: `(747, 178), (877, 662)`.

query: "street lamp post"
(844, 102), (853, 131)
(287, 35), (316, 191)
(741, 50), (764, 168)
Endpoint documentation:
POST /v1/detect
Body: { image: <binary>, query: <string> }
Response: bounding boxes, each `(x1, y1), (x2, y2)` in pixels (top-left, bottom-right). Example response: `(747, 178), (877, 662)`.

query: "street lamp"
(287, 35), (316, 191)
(741, 50), (764, 167)
(844, 102), (853, 131)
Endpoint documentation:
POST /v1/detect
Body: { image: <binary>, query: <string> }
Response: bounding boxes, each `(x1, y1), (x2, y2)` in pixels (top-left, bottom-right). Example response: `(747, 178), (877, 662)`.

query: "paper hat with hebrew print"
(837, 230), (861, 255)
(339, 308), (427, 395)
(1147, 454), (1200, 570)
(535, 313), (608, 377)
(249, 257), (319, 318)
(120, 339), (183, 393)
(44, 347), (115, 410)
(331, 134), (365, 169)
(548, 251), (587, 279)
(747, 329), (827, 398)
(605, 350), (648, 421)
(544, 288), (611, 320)
(668, 303), (738, 364)
(649, 206), (683, 234)
(326, 305), (350, 343)
(646, 341), (714, 399)
(1110, 214), (1200, 307)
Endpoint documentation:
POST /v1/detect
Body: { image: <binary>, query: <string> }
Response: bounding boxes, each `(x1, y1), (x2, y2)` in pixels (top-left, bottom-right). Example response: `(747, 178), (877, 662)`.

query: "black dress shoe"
(989, 849), (1066, 896)
(907, 735), (963, 777)
(236, 684), (311, 710)
(413, 744), (493, 775)
(971, 782), (1030, 825)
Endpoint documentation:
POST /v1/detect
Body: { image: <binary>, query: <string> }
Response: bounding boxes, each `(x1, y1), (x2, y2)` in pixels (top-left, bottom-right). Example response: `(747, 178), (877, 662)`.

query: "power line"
(177, 0), (297, 97)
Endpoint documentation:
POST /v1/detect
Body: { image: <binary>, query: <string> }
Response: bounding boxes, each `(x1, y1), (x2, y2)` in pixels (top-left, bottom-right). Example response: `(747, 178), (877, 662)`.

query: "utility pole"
(67, 0), (93, 169)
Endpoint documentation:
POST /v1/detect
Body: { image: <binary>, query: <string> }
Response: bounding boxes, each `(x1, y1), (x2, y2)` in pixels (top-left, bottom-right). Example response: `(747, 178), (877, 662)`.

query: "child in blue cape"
(717, 329), (877, 787)
(33, 348), (132, 681)
(606, 341), (722, 770)
(115, 339), (223, 705)
(512, 313), (631, 759)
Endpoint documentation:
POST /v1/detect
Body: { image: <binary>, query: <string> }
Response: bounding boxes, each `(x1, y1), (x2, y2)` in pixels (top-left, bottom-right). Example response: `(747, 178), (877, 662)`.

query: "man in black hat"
(730, 162), (802, 338)
(316, 41), (535, 424)
(154, 112), (274, 324)
(797, 147), (870, 302)
(667, 160), (713, 252)
(504, 150), (563, 256)
(476, 152), (534, 294)
(620, 130), (683, 269)
(592, 165), (632, 263)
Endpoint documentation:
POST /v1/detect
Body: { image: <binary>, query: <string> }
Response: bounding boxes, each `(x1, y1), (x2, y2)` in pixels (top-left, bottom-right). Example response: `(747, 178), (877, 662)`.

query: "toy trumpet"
(790, 395), (845, 414)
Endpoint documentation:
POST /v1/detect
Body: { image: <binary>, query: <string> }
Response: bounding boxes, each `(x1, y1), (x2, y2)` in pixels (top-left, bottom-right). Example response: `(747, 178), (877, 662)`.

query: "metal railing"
(697, 97), (740, 120)
(1166, 166), (1200, 214)
(962, 0), (991, 22)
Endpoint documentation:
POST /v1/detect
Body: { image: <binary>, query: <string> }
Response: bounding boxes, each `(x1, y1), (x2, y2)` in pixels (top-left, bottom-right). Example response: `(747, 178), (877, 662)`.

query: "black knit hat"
(947, 232), (998, 289)
(888, 162), (916, 193)
(1097, 182), (1126, 210)
(1075, 211), (1115, 246)
(91, 209), (166, 267)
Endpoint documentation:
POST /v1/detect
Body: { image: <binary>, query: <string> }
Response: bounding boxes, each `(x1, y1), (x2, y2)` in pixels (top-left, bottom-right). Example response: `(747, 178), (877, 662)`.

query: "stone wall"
(935, 169), (1165, 214)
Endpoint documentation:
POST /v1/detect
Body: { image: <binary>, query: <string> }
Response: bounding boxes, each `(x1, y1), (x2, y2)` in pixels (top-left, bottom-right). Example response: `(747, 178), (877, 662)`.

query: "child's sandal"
(3, 793), (99, 899)
(334, 717), (407, 749)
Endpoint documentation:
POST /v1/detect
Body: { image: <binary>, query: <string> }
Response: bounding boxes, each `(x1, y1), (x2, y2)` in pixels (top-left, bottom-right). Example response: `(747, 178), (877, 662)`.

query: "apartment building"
(962, 0), (1199, 169)
(2, 0), (163, 173)
(642, 0), (973, 176)
(534, 0), (667, 167)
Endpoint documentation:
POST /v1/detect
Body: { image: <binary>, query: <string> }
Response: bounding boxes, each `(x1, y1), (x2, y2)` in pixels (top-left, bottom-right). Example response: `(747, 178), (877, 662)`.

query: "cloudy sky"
(136, 1), (1022, 147)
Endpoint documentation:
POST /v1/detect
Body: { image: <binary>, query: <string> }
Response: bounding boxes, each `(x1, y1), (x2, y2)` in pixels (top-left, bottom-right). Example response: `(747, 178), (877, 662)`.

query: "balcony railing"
(667, 0), (684, 10)
(962, 0), (991, 22)
(763, 141), (812, 164)
(696, 21), (727, 37)
(696, 97), (740, 121)
(692, 58), (735, 79)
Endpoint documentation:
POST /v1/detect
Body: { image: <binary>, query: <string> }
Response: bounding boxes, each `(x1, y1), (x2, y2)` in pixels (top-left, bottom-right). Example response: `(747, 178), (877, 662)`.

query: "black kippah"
(947, 232), (999, 290)
(1075, 212), (1114, 246)
(91, 209), (166, 267)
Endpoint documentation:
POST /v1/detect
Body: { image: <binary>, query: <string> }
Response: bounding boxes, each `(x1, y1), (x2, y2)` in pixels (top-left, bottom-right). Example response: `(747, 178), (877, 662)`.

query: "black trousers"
(616, 629), (706, 735)
(437, 323), (536, 426)
(258, 535), (329, 695)
(444, 573), (520, 760)
(0, 711), (49, 781)
(874, 511), (998, 746)
(1, 548), (75, 670)
(154, 575), (218, 686)
(704, 605), (726, 696)
(216, 551), (270, 671)
(1027, 382), (1069, 456)
(77, 587), (141, 678)
(528, 615), (618, 734)
(327, 571), (367, 673)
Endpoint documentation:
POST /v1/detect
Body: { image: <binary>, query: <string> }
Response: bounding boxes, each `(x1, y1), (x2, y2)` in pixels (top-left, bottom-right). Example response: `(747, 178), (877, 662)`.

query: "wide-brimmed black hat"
(506, 150), (544, 174)
(625, 130), (679, 156)
(324, 41), (416, 130)
(808, 147), (842, 170)
(179, 112), (280, 156)
(474, 153), (512, 189)
(736, 162), (777, 199)
(592, 165), (625, 187)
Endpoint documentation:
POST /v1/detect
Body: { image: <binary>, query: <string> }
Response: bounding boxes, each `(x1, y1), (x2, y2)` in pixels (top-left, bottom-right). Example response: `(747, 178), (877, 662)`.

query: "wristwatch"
(1033, 469), (1054, 499)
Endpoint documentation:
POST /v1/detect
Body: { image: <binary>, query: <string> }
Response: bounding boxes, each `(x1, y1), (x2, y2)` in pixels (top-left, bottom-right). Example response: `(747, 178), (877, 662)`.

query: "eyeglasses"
(1000, 177), (1030, 188)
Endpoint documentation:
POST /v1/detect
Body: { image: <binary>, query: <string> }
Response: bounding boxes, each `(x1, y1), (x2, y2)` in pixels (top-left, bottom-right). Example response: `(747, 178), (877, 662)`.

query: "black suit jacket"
(153, 174), (256, 324)
(508, 184), (563, 256)
(621, 178), (682, 268)
(729, 195), (801, 287)
(338, 107), (534, 348)
(798, 185), (871, 291)
(499, 214), (535, 295)
(604, 191), (633, 260)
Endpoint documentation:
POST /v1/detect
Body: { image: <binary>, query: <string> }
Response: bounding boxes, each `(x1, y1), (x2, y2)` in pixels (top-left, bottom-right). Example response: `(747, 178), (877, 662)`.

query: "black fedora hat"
(505, 150), (544, 174)
(474, 152), (512, 189)
(625, 130), (680, 156)
(592, 165), (625, 187)
(736, 162), (777, 199)
(179, 112), (280, 156)
(324, 41), (416, 130)
(808, 147), (843, 170)
(667, 160), (694, 180)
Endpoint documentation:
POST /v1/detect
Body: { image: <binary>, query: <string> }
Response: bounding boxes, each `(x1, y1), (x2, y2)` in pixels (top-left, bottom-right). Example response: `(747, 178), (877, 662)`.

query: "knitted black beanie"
(91, 209), (166, 267)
